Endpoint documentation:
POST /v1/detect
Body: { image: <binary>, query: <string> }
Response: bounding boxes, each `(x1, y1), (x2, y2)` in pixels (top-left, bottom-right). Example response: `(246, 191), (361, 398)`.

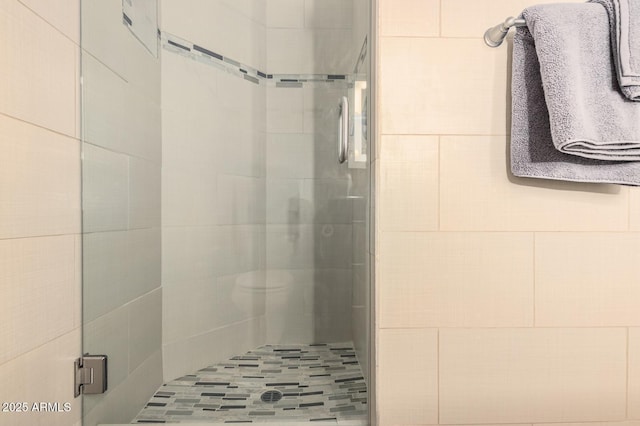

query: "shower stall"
(80, 0), (373, 424)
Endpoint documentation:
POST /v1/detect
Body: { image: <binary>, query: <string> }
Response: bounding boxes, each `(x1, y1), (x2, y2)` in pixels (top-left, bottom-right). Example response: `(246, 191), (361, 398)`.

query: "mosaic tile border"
(133, 342), (368, 424)
(160, 31), (356, 88)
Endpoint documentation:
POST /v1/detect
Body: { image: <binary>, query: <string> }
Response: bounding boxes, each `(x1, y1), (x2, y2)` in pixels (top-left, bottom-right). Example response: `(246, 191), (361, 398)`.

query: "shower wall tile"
(440, 0), (584, 38)
(83, 229), (161, 322)
(82, 144), (129, 233)
(129, 157), (161, 229)
(217, 174), (266, 225)
(217, 225), (266, 277)
(267, 0), (304, 28)
(84, 54), (161, 163)
(379, 135), (439, 231)
(630, 188), (640, 230)
(266, 224), (353, 269)
(223, 0), (266, 25)
(630, 328), (640, 419)
(18, 0), (80, 43)
(536, 233), (640, 326)
(84, 350), (163, 426)
(129, 288), (163, 373)
(304, 0), (353, 29)
(380, 37), (508, 135)
(162, 111), (221, 174)
(266, 178), (352, 224)
(163, 317), (265, 381)
(0, 329), (81, 426)
(302, 86), (344, 137)
(440, 136), (629, 231)
(378, 329), (438, 426)
(264, 268), (352, 344)
(267, 133), (316, 177)
(379, 232), (533, 328)
(267, 28), (354, 74)
(439, 328), (627, 424)
(161, 51), (221, 119)
(267, 88), (305, 133)
(0, 0), (76, 136)
(380, 0), (440, 37)
(0, 236), (76, 365)
(0, 115), (80, 239)
(83, 306), (130, 395)
(162, 168), (218, 227)
(161, 0), (267, 70)
(162, 226), (219, 285)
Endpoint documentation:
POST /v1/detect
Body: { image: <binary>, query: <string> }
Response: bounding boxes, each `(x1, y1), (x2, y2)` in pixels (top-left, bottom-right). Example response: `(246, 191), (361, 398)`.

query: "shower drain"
(260, 390), (283, 403)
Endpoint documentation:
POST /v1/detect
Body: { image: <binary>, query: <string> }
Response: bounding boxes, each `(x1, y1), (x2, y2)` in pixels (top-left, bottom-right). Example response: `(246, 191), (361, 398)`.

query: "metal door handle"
(338, 96), (349, 164)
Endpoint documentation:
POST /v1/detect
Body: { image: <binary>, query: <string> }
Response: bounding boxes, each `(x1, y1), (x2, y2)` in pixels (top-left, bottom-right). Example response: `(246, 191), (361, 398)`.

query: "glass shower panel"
(81, 0), (371, 424)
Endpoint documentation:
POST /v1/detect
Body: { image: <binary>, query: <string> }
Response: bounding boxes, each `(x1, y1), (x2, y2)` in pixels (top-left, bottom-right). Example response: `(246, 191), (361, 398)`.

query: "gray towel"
(511, 3), (640, 185)
(591, 0), (640, 100)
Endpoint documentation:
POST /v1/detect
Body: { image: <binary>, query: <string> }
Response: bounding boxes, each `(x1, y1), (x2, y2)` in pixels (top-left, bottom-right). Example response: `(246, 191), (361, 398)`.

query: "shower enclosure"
(80, 0), (373, 424)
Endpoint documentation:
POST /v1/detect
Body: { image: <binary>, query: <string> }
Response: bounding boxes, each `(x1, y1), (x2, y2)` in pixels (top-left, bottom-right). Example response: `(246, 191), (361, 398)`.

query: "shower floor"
(133, 342), (368, 424)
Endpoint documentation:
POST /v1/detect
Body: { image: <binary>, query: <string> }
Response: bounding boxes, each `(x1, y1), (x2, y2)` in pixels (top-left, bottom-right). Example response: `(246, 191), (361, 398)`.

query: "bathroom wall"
(0, 1), (81, 425)
(376, 0), (639, 425)
(265, 0), (357, 345)
(81, 1), (163, 424)
(160, 0), (268, 380)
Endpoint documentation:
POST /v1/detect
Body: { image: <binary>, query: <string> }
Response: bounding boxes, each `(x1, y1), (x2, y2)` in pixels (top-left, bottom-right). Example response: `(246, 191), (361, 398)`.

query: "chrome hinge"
(74, 355), (108, 398)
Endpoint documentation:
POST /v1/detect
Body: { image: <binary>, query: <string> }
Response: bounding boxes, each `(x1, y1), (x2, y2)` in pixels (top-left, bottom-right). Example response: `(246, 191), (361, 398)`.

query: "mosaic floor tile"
(133, 343), (368, 424)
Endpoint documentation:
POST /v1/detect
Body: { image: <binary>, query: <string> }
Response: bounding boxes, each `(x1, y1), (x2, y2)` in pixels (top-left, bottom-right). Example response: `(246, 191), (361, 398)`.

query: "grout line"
(439, 0), (443, 37)
(626, 327), (630, 419)
(437, 136), (441, 231)
(532, 232), (536, 327)
(437, 328), (441, 424)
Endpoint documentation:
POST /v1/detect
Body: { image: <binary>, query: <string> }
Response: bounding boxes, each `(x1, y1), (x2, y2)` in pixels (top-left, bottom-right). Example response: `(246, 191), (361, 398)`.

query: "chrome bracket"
(74, 355), (108, 397)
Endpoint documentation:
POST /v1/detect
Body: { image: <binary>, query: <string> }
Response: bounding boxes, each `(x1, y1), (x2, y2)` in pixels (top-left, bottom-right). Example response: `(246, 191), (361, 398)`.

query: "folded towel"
(590, 0), (640, 101)
(511, 3), (640, 185)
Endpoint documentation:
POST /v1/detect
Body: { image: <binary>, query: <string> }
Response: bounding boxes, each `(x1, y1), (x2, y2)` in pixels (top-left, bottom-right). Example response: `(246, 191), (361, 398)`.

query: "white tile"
(440, 136), (629, 231)
(267, 0), (304, 28)
(304, 0), (353, 29)
(0, 0), (76, 136)
(0, 115), (80, 239)
(18, 0), (80, 43)
(380, 37), (508, 135)
(439, 328), (627, 424)
(267, 87), (304, 133)
(128, 288), (162, 372)
(379, 232), (534, 327)
(162, 168), (217, 227)
(217, 225), (266, 277)
(630, 329), (640, 419)
(267, 133), (315, 178)
(82, 143), (129, 233)
(162, 226), (219, 285)
(83, 306), (129, 401)
(536, 233), (640, 326)
(379, 135), (439, 231)
(266, 224), (352, 269)
(81, 0), (129, 78)
(0, 329), (81, 426)
(378, 328), (438, 425)
(380, 0), (440, 37)
(163, 317), (265, 381)
(217, 174), (266, 225)
(161, 0), (266, 70)
(266, 178), (352, 224)
(129, 157), (161, 229)
(83, 229), (160, 322)
(84, 350), (163, 426)
(0, 236), (76, 365)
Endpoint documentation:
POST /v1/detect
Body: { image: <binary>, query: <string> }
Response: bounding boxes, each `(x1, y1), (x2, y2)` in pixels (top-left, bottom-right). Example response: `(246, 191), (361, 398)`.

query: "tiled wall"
(376, 0), (639, 425)
(160, 0), (268, 381)
(81, 1), (163, 424)
(0, 1), (81, 425)
(265, 0), (358, 345)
